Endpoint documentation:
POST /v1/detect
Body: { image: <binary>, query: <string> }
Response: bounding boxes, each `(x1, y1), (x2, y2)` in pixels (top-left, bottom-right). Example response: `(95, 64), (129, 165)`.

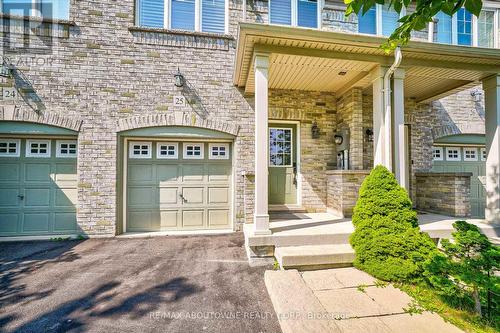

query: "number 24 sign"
(2, 88), (17, 101)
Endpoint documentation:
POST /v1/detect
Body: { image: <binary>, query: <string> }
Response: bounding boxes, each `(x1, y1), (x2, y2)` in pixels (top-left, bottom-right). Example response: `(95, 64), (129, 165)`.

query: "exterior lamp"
(334, 134), (343, 145)
(311, 121), (320, 139)
(174, 67), (185, 87)
(365, 128), (374, 142)
(0, 63), (11, 78)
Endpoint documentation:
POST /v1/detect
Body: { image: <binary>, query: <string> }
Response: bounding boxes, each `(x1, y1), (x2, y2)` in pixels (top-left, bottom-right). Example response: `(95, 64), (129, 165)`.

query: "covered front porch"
(233, 23), (500, 242)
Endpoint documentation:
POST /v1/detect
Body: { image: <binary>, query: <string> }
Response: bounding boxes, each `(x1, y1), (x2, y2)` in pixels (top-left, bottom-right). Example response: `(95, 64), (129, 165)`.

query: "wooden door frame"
(268, 120), (301, 207)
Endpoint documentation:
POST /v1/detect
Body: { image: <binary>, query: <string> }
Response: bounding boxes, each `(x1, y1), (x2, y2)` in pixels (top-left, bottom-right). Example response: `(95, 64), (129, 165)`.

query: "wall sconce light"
(365, 128), (374, 142)
(174, 67), (185, 87)
(470, 89), (482, 102)
(0, 63), (11, 78)
(311, 121), (320, 139)
(334, 134), (343, 145)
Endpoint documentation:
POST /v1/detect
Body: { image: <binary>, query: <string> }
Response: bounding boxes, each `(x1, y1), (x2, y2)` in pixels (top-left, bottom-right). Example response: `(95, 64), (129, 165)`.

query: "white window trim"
(156, 142), (178, 159)
(357, 4), (405, 37)
(209, 143), (230, 160)
(463, 147), (478, 161)
(26, 139), (51, 158)
(432, 146), (443, 161)
(143, 0), (229, 34)
(269, 0), (322, 29)
(0, 139), (20, 157)
(431, 8), (499, 48)
(56, 140), (77, 158)
(183, 142), (204, 159)
(129, 141), (152, 159)
(446, 147), (461, 161)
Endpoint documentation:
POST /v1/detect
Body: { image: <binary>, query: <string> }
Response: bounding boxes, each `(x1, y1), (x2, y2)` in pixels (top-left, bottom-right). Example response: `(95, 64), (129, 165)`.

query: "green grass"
(397, 283), (498, 333)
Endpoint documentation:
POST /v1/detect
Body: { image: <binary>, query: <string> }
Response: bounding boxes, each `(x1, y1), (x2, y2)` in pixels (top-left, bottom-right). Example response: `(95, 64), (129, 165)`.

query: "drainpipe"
(383, 46), (402, 171)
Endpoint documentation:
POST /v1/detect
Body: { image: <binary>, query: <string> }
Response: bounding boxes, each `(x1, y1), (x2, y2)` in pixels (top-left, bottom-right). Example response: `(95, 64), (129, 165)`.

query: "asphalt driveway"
(0, 233), (281, 333)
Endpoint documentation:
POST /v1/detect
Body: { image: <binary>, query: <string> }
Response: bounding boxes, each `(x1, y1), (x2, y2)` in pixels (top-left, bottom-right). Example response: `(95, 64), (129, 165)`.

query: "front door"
(269, 124), (297, 205)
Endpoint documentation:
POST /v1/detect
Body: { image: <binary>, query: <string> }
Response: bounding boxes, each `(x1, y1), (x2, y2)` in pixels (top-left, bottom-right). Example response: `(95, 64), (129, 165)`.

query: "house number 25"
(173, 95), (185, 107)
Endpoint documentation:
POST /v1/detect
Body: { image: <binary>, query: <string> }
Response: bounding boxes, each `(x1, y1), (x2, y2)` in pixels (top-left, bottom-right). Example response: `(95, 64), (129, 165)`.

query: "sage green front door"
(126, 140), (232, 232)
(269, 125), (297, 205)
(0, 138), (78, 237)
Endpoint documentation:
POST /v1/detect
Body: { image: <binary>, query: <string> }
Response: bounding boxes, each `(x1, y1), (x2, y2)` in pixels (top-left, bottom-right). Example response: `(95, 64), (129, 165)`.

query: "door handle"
(179, 193), (187, 203)
(18, 195), (24, 200)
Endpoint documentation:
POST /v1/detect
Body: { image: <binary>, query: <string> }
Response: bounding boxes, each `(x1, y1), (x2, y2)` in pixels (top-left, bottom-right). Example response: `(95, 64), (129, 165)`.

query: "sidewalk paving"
(265, 267), (463, 333)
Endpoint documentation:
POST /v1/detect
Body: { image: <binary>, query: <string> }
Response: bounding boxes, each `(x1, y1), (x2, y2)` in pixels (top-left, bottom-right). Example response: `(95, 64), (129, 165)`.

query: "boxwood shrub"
(350, 165), (437, 281)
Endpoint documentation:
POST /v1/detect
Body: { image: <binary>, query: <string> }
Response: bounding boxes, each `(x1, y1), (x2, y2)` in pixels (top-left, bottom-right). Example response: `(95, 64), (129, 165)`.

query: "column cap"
(482, 74), (500, 90)
(254, 52), (270, 70)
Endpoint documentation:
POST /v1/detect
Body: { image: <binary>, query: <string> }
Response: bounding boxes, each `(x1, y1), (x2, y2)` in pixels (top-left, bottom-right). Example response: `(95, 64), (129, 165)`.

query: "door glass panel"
(269, 128), (292, 166)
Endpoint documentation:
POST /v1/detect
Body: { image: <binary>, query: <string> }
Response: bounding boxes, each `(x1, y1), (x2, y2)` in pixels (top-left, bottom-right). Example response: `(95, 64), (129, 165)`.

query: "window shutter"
(270, 0), (292, 25)
(358, 6), (376, 35)
(297, 0), (317, 28)
(381, 5), (399, 37)
(138, 0), (164, 28)
(202, 0), (225, 33)
(172, 0), (196, 31)
(434, 12), (452, 44)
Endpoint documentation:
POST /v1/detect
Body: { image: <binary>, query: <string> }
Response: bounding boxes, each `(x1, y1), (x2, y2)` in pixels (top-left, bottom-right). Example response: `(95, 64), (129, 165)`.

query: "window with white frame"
(463, 147), (478, 161)
(129, 142), (152, 159)
(481, 147), (486, 161)
(433, 8), (499, 48)
(358, 4), (402, 37)
(269, 0), (319, 28)
(446, 147), (461, 161)
(1, 0), (70, 20)
(26, 140), (51, 158)
(0, 139), (20, 157)
(209, 143), (229, 159)
(56, 140), (77, 158)
(183, 143), (204, 159)
(136, 0), (228, 34)
(432, 146), (443, 161)
(157, 142), (178, 159)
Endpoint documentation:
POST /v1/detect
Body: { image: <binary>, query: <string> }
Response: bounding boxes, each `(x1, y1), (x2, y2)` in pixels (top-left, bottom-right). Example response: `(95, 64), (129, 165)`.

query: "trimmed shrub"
(350, 165), (437, 281)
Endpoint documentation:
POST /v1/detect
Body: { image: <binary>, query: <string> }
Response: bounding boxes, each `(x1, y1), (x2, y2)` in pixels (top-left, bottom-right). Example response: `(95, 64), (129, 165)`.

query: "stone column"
(483, 74), (500, 223)
(392, 68), (408, 189)
(253, 53), (271, 234)
(372, 66), (387, 167)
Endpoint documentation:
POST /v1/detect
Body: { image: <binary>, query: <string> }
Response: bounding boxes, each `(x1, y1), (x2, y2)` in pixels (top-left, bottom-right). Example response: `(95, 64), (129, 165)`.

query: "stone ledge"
(0, 13), (74, 38)
(129, 26), (234, 50)
(326, 169), (371, 175)
(415, 172), (473, 177)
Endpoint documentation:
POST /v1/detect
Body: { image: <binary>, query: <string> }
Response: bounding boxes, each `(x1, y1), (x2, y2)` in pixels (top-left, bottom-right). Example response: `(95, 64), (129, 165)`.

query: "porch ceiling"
(234, 23), (500, 103)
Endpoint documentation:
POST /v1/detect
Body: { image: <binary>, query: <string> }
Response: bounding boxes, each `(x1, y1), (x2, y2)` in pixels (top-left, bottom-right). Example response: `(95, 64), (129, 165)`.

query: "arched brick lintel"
(432, 123), (484, 140)
(0, 106), (82, 132)
(117, 112), (240, 136)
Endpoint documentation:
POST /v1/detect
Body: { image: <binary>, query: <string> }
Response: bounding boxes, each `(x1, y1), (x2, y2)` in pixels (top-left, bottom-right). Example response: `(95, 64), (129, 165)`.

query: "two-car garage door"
(126, 140), (232, 232)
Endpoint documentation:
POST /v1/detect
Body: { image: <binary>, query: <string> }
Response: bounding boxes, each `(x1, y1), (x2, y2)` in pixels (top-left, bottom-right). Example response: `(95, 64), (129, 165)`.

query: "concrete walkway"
(265, 267), (463, 333)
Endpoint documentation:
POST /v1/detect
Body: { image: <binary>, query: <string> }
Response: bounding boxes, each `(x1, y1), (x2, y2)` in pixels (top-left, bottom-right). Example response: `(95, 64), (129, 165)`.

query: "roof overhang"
(234, 23), (500, 103)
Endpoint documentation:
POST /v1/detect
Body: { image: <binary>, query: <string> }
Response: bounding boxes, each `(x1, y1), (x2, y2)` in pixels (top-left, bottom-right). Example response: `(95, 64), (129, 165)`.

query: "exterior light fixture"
(311, 121), (320, 139)
(365, 128), (374, 142)
(334, 134), (343, 145)
(0, 63), (11, 78)
(174, 67), (185, 87)
(470, 89), (482, 102)
(338, 71), (347, 76)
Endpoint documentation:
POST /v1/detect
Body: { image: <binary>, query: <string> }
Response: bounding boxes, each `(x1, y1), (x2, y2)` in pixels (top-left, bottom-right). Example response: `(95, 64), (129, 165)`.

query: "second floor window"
(137, 0), (227, 34)
(2, 0), (70, 20)
(358, 4), (401, 37)
(434, 8), (498, 48)
(269, 0), (319, 28)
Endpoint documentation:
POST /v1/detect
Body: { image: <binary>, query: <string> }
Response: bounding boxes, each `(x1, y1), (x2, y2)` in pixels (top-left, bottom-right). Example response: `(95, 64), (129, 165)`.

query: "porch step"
(275, 244), (355, 270)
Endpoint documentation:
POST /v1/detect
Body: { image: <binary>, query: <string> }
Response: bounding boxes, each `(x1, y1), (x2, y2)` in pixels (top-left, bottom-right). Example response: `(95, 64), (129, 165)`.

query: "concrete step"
(275, 244), (355, 270)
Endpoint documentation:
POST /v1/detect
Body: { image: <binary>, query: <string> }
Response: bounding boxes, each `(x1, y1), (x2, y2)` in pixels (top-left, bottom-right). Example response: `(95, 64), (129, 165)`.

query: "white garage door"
(126, 140), (232, 232)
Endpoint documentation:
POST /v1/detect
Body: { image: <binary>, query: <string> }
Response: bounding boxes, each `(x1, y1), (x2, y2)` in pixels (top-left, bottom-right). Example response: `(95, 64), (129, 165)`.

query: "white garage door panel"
(127, 140), (232, 232)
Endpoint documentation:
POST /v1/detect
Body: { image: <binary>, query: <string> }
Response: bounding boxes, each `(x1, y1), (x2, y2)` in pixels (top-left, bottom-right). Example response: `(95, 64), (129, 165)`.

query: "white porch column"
(392, 68), (408, 189)
(253, 53), (271, 235)
(372, 66), (388, 167)
(483, 74), (500, 223)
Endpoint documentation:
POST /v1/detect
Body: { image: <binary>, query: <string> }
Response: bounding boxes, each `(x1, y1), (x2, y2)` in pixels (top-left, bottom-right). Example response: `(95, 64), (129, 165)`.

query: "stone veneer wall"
(326, 170), (370, 217)
(337, 88), (364, 170)
(415, 172), (472, 217)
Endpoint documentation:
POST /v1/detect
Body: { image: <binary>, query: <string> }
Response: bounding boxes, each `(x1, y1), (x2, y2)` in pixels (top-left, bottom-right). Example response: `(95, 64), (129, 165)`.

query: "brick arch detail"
(117, 112), (240, 136)
(432, 123), (485, 140)
(1, 106), (82, 131)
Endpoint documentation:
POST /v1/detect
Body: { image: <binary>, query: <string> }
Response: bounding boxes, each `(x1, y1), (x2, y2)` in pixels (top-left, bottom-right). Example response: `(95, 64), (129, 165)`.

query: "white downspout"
(383, 46), (402, 171)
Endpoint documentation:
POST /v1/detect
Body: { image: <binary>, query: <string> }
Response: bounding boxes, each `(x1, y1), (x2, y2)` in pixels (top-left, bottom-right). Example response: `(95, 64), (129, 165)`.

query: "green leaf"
(464, 0), (482, 16)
